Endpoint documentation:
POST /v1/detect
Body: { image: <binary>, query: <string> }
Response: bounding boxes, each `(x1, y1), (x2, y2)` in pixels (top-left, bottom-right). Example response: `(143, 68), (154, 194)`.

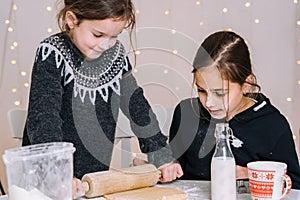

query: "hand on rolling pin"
(72, 178), (85, 199)
(132, 158), (183, 182)
(158, 162), (183, 182)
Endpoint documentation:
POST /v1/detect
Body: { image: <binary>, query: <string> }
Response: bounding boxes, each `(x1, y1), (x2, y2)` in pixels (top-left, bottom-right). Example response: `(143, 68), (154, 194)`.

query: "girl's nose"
(205, 93), (215, 108)
(99, 38), (117, 50)
(99, 38), (110, 50)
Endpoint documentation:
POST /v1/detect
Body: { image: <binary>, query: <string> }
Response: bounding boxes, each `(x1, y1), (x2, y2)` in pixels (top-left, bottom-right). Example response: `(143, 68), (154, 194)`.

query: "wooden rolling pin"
(82, 164), (161, 198)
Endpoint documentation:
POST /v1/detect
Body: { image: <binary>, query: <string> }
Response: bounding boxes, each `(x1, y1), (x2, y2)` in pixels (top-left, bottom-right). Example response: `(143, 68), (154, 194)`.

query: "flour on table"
(9, 185), (53, 200)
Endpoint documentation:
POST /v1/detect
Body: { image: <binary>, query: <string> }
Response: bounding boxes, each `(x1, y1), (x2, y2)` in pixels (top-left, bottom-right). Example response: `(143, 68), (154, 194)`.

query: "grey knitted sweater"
(22, 32), (174, 178)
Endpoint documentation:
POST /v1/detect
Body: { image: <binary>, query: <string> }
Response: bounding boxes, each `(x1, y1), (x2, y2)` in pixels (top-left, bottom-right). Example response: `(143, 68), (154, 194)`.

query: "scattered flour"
(9, 185), (53, 200)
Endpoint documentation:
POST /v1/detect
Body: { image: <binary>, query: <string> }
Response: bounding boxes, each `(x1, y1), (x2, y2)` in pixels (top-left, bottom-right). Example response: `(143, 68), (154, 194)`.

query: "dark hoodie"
(169, 93), (300, 189)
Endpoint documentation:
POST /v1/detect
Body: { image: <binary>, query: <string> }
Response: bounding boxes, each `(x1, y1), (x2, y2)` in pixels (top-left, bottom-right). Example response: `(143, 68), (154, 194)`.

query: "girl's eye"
(215, 91), (227, 97)
(93, 34), (103, 38)
(197, 89), (206, 94)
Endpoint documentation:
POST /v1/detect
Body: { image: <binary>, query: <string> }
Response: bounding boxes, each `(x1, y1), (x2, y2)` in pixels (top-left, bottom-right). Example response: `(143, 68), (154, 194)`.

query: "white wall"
(0, 0), (299, 192)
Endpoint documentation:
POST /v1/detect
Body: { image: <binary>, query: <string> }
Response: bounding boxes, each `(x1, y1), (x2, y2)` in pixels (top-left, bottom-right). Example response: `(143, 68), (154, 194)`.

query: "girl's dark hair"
(192, 31), (260, 97)
(57, 0), (136, 33)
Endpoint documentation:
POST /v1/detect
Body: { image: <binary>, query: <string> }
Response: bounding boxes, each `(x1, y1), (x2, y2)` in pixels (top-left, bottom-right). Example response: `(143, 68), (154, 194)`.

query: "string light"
(14, 101), (20, 106)
(45, 4), (55, 37)
(134, 50), (141, 55)
(222, 8), (228, 13)
(12, 4), (17, 10)
(24, 83), (29, 87)
(297, 20), (300, 26)
(172, 50), (178, 54)
(297, 60), (300, 65)
(285, 116), (289, 120)
(20, 71), (26, 76)
(294, 0), (298, 3)
(196, 1), (201, 5)
(245, 2), (251, 7)
(5, 20), (10, 24)
(46, 6), (52, 11)
(12, 88), (17, 93)
(199, 21), (204, 26)
(297, 80), (300, 85)
(135, 9), (140, 14)
(163, 69), (169, 74)
(254, 19), (260, 24)
(164, 10), (170, 15)
(287, 97), (293, 102)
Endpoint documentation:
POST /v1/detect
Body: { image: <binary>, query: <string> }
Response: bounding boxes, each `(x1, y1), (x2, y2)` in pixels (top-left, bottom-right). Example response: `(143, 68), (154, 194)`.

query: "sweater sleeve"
(119, 60), (175, 167)
(25, 45), (64, 144)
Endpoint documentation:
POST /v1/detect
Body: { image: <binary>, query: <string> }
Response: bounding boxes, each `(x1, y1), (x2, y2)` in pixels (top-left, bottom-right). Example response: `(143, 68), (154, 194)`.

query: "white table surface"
(1, 180), (300, 199)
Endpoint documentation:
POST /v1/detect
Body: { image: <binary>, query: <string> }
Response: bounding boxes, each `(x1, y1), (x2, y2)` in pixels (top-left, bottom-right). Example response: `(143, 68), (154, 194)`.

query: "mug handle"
(278, 174), (292, 199)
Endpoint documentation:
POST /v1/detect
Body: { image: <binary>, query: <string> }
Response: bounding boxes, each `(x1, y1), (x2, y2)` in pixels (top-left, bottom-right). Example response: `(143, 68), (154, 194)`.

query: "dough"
(104, 187), (187, 200)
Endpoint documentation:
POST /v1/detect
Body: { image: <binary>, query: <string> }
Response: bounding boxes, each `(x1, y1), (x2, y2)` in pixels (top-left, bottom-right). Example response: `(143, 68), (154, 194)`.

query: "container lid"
(2, 142), (75, 163)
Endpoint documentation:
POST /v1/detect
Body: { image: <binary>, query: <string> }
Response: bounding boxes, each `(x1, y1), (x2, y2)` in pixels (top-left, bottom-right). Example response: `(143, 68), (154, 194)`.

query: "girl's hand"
(236, 165), (249, 179)
(158, 163), (183, 182)
(72, 178), (85, 199)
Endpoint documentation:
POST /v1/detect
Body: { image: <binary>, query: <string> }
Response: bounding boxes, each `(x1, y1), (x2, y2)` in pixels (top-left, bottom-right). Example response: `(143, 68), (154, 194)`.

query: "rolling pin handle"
(82, 181), (90, 193)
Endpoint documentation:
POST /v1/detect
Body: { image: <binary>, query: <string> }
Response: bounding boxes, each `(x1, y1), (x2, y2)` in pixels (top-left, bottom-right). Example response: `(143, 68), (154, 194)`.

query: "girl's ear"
(65, 11), (78, 29)
(242, 74), (255, 94)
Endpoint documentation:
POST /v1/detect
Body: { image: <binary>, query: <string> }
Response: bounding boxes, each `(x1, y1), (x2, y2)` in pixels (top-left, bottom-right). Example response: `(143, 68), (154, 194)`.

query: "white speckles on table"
(156, 180), (211, 200)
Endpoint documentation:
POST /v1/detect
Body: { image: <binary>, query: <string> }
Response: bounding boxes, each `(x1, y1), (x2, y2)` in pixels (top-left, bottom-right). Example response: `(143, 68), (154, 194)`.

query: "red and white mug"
(247, 161), (292, 200)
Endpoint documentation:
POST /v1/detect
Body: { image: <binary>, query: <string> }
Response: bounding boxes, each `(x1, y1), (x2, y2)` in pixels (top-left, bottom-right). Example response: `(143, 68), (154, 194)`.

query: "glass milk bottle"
(211, 123), (236, 200)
